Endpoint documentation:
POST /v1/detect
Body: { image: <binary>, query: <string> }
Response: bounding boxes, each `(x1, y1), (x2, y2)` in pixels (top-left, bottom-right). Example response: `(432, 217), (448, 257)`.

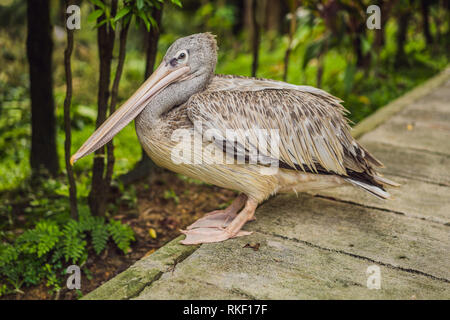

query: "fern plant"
(107, 219), (135, 253)
(0, 214), (135, 297)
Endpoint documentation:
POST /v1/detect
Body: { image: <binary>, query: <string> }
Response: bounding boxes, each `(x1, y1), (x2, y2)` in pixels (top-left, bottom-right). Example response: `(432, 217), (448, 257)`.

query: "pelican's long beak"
(70, 63), (190, 165)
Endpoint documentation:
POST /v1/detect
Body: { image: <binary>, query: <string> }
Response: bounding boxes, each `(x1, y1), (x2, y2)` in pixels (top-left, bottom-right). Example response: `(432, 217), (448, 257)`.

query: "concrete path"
(84, 68), (450, 300)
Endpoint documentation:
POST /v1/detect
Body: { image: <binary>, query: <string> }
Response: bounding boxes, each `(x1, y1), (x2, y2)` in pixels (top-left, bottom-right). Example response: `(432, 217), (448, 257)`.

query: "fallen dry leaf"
(148, 228), (157, 239)
(243, 242), (260, 251)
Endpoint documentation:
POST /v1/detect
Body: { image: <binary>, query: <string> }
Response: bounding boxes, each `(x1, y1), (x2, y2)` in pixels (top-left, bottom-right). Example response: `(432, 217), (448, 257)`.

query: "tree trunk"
(283, 0), (298, 82)
(395, 10), (411, 67)
(420, 0), (433, 45)
(26, 0), (59, 178)
(105, 18), (131, 194)
(445, 0), (450, 53)
(433, 0), (442, 45)
(119, 6), (164, 186)
(316, 38), (328, 88)
(89, 1), (117, 216)
(64, 0), (78, 220)
(244, 0), (252, 34)
(374, 0), (395, 52)
(264, 0), (281, 33)
(144, 7), (162, 79)
(250, 0), (260, 77)
(354, 24), (369, 68)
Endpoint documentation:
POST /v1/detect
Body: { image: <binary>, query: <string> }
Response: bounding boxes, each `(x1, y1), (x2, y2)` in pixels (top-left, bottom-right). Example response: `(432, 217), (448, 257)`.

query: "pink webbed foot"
(180, 197), (258, 245)
(180, 228), (252, 245)
(186, 210), (236, 230)
(186, 194), (247, 230)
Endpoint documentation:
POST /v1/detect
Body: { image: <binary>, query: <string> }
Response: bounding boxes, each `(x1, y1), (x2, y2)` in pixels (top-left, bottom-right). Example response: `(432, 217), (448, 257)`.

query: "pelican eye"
(175, 50), (188, 62)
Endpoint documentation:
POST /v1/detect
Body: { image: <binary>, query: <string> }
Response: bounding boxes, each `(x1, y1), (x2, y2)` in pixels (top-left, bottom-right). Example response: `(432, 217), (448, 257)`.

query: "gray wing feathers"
(207, 74), (344, 105)
(187, 76), (382, 177)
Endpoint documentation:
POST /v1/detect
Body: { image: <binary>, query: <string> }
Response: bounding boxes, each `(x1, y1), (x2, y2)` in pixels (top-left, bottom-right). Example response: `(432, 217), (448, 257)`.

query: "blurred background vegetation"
(0, 0), (448, 298)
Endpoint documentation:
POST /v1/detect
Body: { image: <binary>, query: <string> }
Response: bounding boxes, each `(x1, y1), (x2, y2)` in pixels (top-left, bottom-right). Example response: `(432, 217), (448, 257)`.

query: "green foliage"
(107, 219), (135, 253)
(115, 181), (138, 209)
(87, 0), (182, 31)
(177, 174), (206, 186)
(163, 188), (179, 204)
(195, 2), (235, 34)
(0, 215), (135, 297)
(18, 221), (62, 258)
(61, 220), (87, 263)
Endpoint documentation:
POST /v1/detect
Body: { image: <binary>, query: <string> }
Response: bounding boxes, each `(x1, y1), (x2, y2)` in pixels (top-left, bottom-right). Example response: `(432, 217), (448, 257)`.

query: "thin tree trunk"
(421, 0), (433, 45)
(264, 0), (281, 33)
(374, 0), (395, 52)
(105, 18), (131, 193)
(250, 0), (260, 77)
(354, 24), (369, 68)
(445, 0), (450, 53)
(244, 0), (252, 35)
(316, 43), (327, 88)
(434, 0), (442, 45)
(89, 0), (117, 216)
(395, 10), (411, 67)
(144, 7), (163, 79)
(283, 0), (298, 82)
(120, 6), (163, 185)
(64, 0), (78, 220)
(26, 0), (59, 178)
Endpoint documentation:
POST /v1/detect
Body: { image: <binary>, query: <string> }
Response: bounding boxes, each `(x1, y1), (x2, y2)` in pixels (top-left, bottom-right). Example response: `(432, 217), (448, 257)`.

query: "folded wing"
(187, 75), (383, 178)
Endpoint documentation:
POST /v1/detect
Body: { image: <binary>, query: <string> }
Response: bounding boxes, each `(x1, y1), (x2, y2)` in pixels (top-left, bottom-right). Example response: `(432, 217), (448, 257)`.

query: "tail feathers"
(373, 174), (401, 187)
(345, 178), (391, 200)
(360, 145), (384, 168)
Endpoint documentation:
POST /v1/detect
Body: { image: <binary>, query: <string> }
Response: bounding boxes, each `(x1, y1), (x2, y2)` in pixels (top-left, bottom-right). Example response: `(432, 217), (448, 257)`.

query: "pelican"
(71, 33), (398, 245)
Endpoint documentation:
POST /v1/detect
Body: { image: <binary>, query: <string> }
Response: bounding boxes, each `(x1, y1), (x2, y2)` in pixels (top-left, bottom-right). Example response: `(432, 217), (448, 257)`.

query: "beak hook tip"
(70, 155), (76, 166)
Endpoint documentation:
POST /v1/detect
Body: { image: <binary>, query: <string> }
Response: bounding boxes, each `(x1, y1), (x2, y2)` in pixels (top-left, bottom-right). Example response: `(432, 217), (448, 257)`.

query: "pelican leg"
(180, 198), (257, 245)
(186, 194), (247, 230)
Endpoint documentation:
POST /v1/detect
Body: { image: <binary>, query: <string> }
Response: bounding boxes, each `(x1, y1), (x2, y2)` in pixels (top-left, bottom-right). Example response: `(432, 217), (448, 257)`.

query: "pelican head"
(70, 32), (217, 165)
